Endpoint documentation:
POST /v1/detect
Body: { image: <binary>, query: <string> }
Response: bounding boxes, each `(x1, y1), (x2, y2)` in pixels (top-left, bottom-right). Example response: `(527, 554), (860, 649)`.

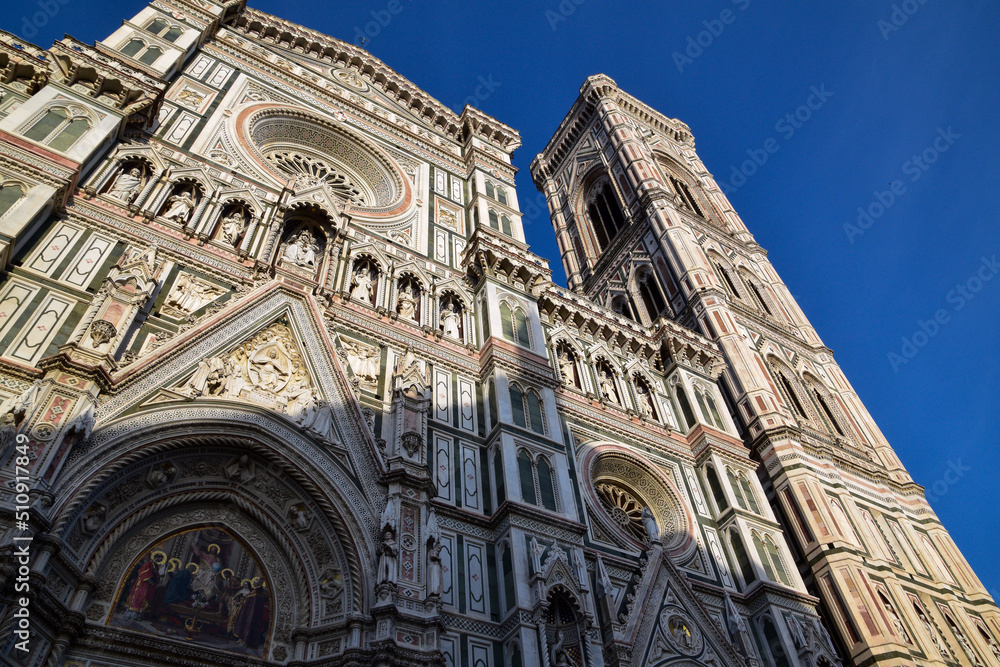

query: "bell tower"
(533, 74), (1000, 666)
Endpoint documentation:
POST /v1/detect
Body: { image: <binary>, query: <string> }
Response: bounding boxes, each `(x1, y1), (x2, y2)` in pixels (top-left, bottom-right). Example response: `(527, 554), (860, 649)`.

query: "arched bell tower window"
(586, 178), (627, 251)
(636, 267), (668, 322)
(669, 176), (704, 217)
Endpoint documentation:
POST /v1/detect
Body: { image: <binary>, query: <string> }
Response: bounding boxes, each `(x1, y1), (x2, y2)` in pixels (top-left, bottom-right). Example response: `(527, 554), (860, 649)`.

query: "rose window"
(596, 483), (649, 543)
(267, 152), (368, 206)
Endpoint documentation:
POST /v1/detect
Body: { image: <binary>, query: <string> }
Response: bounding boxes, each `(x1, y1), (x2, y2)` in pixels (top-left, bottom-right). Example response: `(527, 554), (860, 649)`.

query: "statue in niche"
(396, 280), (418, 321)
(641, 506), (660, 543)
(377, 501), (398, 585)
(915, 606), (949, 658)
(883, 600), (911, 644)
(636, 381), (657, 420)
(350, 262), (375, 304)
(669, 616), (695, 649)
(108, 166), (143, 203)
(598, 368), (618, 404)
(220, 209), (248, 246)
(162, 189), (197, 224)
(557, 347), (577, 387)
(440, 297), (462, 339)
(550, 631), (571, 667)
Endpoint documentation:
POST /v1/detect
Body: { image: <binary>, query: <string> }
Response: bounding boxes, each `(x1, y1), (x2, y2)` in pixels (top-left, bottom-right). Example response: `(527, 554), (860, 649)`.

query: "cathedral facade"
(0, 2), (995, 666)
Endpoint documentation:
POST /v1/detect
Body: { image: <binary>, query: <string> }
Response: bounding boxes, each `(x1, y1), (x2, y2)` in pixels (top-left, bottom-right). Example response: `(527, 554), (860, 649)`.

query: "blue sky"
(7, 1), (998, 595)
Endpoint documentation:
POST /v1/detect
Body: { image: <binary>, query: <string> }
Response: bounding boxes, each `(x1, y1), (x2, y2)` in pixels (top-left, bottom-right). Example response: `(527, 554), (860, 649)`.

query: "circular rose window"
(586, 449), (693, 554)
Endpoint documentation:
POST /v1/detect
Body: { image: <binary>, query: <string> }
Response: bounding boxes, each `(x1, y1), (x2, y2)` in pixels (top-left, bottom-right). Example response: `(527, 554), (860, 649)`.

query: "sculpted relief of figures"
(175, 323), (338, 444)
(341, 339), (380, 391)
(162, 272), (226, 319)
(279, 228), (322, 274)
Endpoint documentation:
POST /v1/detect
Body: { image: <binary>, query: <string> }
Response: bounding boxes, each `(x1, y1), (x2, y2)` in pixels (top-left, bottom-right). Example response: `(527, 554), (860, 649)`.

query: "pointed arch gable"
(98, 284), (385, 510)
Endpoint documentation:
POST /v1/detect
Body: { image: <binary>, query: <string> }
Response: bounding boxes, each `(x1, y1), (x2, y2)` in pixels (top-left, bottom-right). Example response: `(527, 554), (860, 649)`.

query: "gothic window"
(739, 473), (761, 514)
(518, 450), (559, 510)
(500, 543), (515, 612)
(146, 17), (183, 42)
(636, 267), (667, 321)
(507, 643), (523, 667)
(0, 182), (25, 218)
(772, 365), (809, 420)
(120, 37), (164, 65)
(509, 384), (545, 434)
(727, 468), (748, 511)
(120, 38), (145, 58)
(917, 534), (957, 586)
(764, 534), (791, 585)
(488, 380), (498, 430)
(760, 617), (792, 667)
(537, 457), (557, 511)
(669, 176), (704, 217)
(745, 276), (775, 317)
(859, 510), (895, 562)
(673, 384), (696, 431)
(496, 186), (508, 206)
(729, 530), (756, 588)
(752, 532), (777, 582)
(485, 181), (495, 199)
(889, 522), (928, 576)
(610, 294), (636, 321)
(23, 108), (91, 152)
(586, 178), (627, 250)
(705, 466), (728, 512)
(781, 487), (814, 543)
(500, 214), (512, 235)
(811, 387), (847, 437)
(499, 301), (530, 347)
(714, 261), (744, 300)
(828, 498), (860, 546)
(693, 386), (726, 430)
(517, 449), (536, 504)
(488, 208), (499, 229)
(493, 447), (505, 505)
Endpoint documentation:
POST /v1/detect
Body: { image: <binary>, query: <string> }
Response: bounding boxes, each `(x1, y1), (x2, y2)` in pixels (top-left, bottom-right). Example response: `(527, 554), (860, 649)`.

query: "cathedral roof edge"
(235, 7), (520, 150)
